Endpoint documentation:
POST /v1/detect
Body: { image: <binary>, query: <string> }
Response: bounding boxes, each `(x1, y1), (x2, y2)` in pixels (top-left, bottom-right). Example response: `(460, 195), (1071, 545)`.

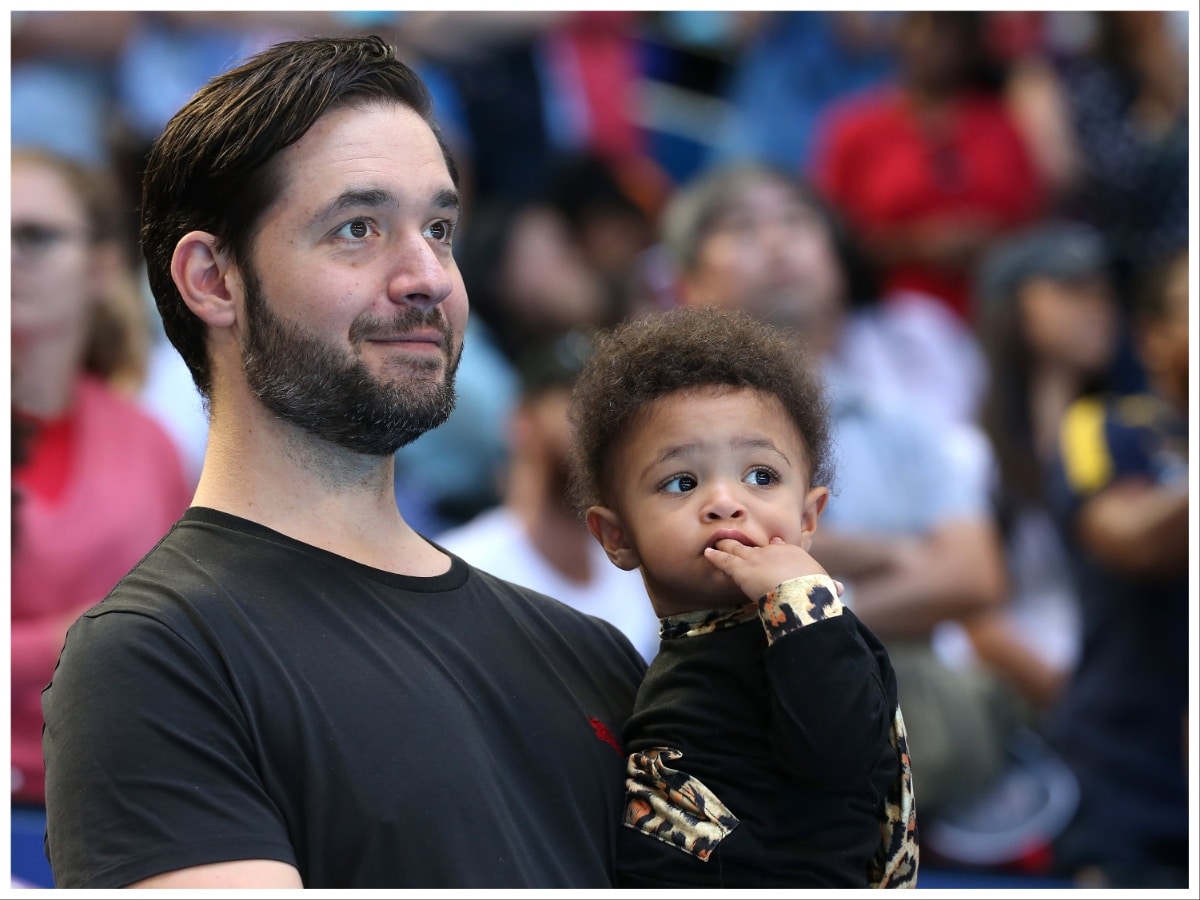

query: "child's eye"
(661, 474), (698, 494)
(743, 467), (778, 487)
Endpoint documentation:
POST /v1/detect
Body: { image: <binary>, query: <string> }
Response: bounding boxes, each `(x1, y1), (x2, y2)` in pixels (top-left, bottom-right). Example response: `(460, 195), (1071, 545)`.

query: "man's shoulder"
(81, 510), (290, 626)
(464, 564), (646, 665)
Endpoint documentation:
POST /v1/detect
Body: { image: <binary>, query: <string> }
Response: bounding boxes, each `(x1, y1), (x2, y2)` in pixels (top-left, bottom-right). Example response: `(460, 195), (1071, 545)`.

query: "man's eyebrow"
(311, 188), (394, 225)
(311, 187), (460, 225)
(432, 188), (461, 214)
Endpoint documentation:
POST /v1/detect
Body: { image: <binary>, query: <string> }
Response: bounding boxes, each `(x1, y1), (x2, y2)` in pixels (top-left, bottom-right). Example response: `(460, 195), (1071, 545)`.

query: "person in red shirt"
(811, 11), (1045, 323)
(10, 148), (193, 835)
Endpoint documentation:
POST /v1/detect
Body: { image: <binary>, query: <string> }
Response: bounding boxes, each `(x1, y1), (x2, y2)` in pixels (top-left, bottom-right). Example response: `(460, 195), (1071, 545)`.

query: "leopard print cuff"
(758, 574), (844, 645)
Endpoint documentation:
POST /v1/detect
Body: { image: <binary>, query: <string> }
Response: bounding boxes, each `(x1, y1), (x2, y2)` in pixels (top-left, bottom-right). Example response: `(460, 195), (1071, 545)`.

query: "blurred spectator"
(1044, 244), (1189, 888)
(10, 148), (193, 885)
(658, 161), (1016, 822)
(401, 11), (650, 204)
(10, 11), (138, 166)
(942, 221), (1121, 714)
(435, 331), (661, 664)
(810, 11), (1045, 324)
(989, 10), (1188, 305)
(989, 11), (1090, 210)
(452, 189), (621, 366)
(709, 12), (899, 172)
(544, 152), (663, 322)
(1054, 12), (1189, 304)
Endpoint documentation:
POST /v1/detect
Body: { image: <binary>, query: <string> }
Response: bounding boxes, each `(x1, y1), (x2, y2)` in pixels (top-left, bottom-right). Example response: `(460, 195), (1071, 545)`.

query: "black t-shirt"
(42, 507), (645, 888)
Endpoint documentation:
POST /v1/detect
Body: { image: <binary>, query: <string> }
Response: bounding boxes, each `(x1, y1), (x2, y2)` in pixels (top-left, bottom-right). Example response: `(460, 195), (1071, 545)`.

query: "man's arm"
(129, 860), (303, 889)
(44, 609), (297, 889)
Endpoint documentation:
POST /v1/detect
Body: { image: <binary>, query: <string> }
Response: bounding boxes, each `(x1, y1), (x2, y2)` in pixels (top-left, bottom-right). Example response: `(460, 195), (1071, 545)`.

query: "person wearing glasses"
(10, 147), (193, 887)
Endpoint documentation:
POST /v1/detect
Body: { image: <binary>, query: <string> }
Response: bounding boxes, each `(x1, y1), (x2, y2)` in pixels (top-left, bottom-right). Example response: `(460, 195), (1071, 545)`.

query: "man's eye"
(662, 474), (697, 494)
(425, 220), (456, 244)
(335, 219), (374, 240)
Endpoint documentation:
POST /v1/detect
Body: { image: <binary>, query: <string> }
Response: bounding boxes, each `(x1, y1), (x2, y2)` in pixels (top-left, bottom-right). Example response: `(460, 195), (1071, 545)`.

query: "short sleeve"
(42, 607), (296, 888)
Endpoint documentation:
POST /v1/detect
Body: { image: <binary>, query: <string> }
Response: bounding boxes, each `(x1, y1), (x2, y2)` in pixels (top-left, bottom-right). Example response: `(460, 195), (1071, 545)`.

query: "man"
(659, 163), (1016, 821)
(40, 36), (645, 889)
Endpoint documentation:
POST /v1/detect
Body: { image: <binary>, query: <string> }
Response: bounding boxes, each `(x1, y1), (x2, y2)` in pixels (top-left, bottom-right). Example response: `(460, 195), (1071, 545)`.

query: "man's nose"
(386, 233), (454, 310)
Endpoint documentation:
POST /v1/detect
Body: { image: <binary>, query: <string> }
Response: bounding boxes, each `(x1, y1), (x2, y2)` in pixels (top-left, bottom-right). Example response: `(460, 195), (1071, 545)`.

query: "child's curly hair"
(566, 306), (834, 514)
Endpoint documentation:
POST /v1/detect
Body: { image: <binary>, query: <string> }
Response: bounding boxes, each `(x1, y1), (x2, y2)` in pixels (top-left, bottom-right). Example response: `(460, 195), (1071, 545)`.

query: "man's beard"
(240, 263), (459, 457)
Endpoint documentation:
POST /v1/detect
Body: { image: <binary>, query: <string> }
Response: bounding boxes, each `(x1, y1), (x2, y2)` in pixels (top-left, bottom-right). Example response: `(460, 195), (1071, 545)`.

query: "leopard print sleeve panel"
(757, 574), (844, 645)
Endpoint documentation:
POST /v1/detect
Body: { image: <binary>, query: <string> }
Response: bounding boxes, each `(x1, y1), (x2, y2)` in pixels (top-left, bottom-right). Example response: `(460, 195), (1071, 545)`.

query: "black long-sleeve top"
(618, 574), (918, 888)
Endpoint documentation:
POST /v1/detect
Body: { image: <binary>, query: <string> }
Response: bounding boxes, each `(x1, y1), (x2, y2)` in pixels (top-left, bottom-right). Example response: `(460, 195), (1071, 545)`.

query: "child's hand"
(704, 537), (831, 603)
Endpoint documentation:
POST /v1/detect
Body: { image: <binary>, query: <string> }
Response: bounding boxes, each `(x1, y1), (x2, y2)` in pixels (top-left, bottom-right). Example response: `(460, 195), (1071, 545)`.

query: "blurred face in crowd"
(499, 205), (608, 332)
(10, 157), (108, 347)
(1018, 272), (1118, 379)
(897, 11), (977, 94)
(230, 101), (467, 455)
(1139, 249), (1189, 409)
(515, 386), (576, 512)
(680, 175), (845, 354)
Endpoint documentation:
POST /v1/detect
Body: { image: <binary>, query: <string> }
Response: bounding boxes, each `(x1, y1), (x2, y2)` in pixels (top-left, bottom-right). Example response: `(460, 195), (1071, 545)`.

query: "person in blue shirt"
(1045, 243), (1189, 888)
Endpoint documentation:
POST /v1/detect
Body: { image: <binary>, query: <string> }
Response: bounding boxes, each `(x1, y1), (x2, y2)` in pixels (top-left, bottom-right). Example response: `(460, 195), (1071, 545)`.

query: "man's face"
(235, 102), (468, 456)
(681, 177), (845, 339)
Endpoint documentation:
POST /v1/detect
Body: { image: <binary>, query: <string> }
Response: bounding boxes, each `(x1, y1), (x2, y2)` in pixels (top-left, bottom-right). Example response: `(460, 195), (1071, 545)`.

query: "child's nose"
(702, 482), (746, 521)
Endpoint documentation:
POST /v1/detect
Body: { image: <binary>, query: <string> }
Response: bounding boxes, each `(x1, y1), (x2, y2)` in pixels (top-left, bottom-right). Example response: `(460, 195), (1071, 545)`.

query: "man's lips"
(367, 329), (445, 349)
(367, 328), (444, 348)
(706, 529), (756, 551)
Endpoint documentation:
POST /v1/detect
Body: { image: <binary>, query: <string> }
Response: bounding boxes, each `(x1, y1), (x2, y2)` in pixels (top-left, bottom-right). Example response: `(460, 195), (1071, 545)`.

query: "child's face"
(587, 386), (827, 617)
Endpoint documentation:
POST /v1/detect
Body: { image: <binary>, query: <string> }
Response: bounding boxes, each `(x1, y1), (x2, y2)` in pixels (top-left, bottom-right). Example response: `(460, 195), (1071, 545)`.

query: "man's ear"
(170, 231), (240, 329)
(585, 505), (641, 571)
(799, 485), (830, 552)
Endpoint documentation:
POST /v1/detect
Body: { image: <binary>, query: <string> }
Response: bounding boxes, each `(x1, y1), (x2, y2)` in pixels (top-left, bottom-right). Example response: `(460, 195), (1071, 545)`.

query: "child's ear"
(799, 486), (829, 552)
(585, 506), (641, 571)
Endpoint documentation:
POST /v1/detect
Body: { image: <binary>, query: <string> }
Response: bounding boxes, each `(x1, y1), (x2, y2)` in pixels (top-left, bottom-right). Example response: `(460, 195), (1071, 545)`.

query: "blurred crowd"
(10, 10), (1192, 890)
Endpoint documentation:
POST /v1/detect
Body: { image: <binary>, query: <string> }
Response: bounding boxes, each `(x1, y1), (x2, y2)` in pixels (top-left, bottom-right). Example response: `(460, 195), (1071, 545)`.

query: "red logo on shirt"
(588, 717), (622, 755)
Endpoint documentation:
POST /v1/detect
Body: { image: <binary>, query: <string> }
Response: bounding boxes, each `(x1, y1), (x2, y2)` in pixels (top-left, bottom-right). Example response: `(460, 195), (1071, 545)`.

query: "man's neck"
(194, 400), (450, 577)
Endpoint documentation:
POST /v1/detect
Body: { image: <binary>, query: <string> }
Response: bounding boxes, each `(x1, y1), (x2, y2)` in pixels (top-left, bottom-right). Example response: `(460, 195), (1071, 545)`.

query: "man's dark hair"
(140, 35), (458, 399)
(566, 305), (834, 513)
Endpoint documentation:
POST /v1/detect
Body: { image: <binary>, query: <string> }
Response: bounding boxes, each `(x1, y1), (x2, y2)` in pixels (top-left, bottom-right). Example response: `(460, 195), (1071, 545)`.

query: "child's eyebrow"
(640, 442), (697, 480)
(640, 436), (792, 479)
(734, 437), (791, 464)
